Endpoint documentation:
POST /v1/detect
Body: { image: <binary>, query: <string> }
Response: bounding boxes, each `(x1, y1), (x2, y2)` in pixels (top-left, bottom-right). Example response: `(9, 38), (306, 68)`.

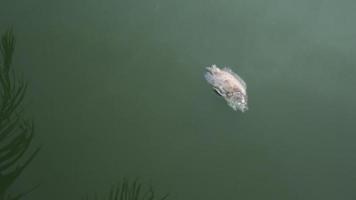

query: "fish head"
(237, 94), (248, 112)
(238, 98), (248, 112)
(228, 92), (248, 112)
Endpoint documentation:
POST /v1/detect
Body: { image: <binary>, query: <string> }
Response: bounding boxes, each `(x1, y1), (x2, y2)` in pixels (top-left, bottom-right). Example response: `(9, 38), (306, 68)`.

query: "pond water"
(1, 0), (356, 199)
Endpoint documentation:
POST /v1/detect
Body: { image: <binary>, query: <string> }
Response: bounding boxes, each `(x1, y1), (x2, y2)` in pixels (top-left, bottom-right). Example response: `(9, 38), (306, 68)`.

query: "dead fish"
(205, 64), (248, 112)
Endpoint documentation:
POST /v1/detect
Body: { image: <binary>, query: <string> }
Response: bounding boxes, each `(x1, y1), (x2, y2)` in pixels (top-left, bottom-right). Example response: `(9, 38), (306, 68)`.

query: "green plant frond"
(0, 117), (20, 141)
(2, 83), (27, 119)
(0, 29), (15, 73)
(0, 146), (40, 192)
(0, 82), (26, 123)
(0, 29), (39, 199)
(0, 130), (32, 171)
(84, 179), (169, 200)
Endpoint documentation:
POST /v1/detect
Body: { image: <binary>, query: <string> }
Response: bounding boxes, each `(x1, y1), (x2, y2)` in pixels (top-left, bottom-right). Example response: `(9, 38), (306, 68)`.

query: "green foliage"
(0, 30), (40, 200)
(83, 178), (169, 200)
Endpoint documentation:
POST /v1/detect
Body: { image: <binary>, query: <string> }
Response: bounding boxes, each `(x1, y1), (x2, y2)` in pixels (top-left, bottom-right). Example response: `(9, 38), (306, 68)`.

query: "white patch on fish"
(205, 64), (248, 112)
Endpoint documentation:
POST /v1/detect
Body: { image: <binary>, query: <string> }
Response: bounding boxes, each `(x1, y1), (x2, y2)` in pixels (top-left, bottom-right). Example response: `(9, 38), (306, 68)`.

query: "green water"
(1, 0), (356, 199)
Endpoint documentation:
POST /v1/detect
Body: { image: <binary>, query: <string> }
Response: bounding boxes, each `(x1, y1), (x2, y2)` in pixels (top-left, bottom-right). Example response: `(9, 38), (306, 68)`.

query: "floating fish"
(205, 64), (248, 112)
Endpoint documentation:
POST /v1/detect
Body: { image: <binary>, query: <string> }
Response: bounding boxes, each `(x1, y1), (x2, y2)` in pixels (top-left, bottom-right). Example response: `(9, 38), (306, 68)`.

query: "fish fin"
(213, 88), (223, 96)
